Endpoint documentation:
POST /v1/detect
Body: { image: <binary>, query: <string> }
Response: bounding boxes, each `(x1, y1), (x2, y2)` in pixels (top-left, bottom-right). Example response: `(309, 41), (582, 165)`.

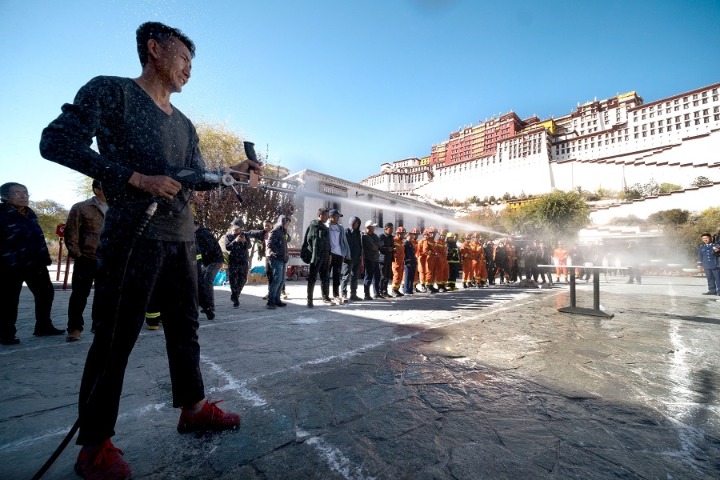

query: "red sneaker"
(177, 399), (241, 433)
(74, 439), (132, 480)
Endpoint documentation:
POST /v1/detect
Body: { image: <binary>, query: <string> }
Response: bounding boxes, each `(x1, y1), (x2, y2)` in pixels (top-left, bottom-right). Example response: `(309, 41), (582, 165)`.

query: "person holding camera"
(225, 218), (265, 308)
(697, 232), (720, 296)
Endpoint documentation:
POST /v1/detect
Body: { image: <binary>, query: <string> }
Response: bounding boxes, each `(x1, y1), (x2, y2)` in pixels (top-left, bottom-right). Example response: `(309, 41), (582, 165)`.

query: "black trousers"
(448, 262), (460, 287)
(228, 258), (249, 302)
(329, 253), (344, 297)
(341, 257), (361, 296)
(78, 238), (204, 445)
(363, 259), (381, 296)
(198, 261), (221, 311)
(0, 264), (55, 339)
(307, 255), (329, 299)
(67, 256), (98, 332)
(379, 260), (393, 293)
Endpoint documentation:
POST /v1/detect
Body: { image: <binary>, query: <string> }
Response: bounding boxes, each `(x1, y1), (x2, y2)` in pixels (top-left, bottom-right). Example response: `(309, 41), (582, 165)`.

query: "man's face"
(366, 226), (375, 234)
(264, 222), (272, 231)
(232, 226), (243, 235)
(384, 227), (393, 235)
(155, 37), (192, 93)
(353, 220), (361, 230)
(702, 235), (712, 244)
(319, 211), (329, 223)
(3, 185), (29, 208)
(330, 214), (340, 224)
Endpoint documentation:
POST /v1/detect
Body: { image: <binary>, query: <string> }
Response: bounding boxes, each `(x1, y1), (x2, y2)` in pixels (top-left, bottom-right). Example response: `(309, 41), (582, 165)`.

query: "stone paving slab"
(1, 276), (719, 479)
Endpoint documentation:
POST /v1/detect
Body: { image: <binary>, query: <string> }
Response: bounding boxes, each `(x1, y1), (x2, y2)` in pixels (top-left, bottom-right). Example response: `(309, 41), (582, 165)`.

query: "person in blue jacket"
(696, 232), (720, 296)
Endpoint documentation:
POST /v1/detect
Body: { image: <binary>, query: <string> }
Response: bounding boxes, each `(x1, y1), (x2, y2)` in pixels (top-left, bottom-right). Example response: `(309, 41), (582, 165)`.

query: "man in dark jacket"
(40, 24), (249, 476)
(0, 182), (65, 345)
(195, 221), (223, 319)
(225, 218), (265, 308)
(403, 229), (418, 295)
(341, 216), (363, 301)
(266, 215), (292, 309)
(361, 220), (382, 300)
(303, 208), (330, 307)
(65, 180), (107, 341)
(378, 223), (395, 298)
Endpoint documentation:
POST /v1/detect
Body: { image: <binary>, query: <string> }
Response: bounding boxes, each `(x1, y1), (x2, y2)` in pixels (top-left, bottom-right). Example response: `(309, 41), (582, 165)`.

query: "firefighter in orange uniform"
(417, 229), (439, 293)
(553, 242), (569, 282)
(391, 227), (406, 297)
(470, 234), (488, 287)
(460, 234), (474, 288)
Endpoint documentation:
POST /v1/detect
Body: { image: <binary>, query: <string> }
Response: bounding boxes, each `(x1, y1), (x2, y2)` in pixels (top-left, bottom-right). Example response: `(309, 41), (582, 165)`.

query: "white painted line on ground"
(202, 355), (267, 407)
(297, 428), (376, 480)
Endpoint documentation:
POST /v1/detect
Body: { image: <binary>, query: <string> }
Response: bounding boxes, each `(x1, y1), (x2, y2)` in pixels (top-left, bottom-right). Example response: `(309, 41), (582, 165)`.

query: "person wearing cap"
(302, 208), (330, 307)
(446, 232), (460, 290)
(64, 180), (107, 341)
(390, 226), (406, 297)
(225, 218), (265, 308)
(341, 216), (363, 301)
(378, 222), (395, 298)
(403, 228), (418, 295)
(326, 209), (350, 305)
(361, 220), (382, 299)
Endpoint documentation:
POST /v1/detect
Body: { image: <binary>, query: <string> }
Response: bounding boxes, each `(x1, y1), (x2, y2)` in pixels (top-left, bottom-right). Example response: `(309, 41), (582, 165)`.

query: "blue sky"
(1, 0), (719, 208)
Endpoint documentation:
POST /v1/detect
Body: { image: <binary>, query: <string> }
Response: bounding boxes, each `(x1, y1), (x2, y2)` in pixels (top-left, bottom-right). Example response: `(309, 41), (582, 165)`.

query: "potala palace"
(360, 82), (720, 215)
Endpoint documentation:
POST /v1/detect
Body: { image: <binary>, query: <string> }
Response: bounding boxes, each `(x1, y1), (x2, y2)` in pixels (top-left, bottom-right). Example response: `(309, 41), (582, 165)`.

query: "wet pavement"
(1, 274), (719, 479)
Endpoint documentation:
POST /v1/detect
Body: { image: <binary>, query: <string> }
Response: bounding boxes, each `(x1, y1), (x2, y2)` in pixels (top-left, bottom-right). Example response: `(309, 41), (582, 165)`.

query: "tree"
(663, 207), (720, 263)
(647, 209), (690, 226)
(502, 190), (589, 244)
(690, 176), (713, 187)
(30, 200), (69, 239)
(460, 207), (505, 237)
(659, 182), (681, 194)
(191, 122), (295, 238)
(606, 215), (646, 226)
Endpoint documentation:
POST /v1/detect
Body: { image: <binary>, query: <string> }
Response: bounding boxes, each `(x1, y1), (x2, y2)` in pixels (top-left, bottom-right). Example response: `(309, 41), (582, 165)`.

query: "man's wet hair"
(136, 21), (195, 67)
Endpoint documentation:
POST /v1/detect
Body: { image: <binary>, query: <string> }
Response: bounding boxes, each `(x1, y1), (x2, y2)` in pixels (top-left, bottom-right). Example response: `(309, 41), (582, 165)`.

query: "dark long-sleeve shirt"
(40, 76), (214, 242)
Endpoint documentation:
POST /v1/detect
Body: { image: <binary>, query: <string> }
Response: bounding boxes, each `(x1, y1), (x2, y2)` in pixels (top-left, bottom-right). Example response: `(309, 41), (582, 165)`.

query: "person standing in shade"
(341, 216), (363, 301)
(696, 233), (720, 296)
(303, 208), (330, 307)
(266, 215), (291, 309)
(0, 182), (64, 345)
(194, 220), (223, 320)
(327, 209), (350, 305)
(361, 220), (382, 299)
(378, 222), (395, 298)
(225, 218), (265, 308)
(403, 228), (418, 295)
(65, 180), (107, 341)
(40, 22), (250, 478)
(446, 232), (461, 290)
